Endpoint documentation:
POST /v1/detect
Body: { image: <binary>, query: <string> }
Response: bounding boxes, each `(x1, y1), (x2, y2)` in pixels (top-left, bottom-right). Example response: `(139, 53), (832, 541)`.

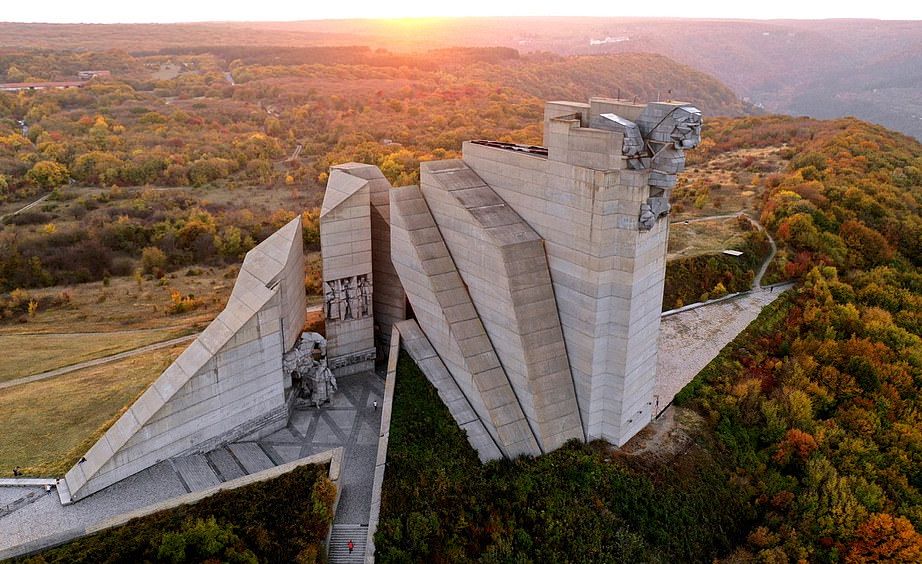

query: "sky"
(3, 0), (922, 24)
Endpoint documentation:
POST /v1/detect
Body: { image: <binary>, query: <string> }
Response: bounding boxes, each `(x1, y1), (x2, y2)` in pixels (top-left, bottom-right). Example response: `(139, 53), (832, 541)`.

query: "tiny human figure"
(373, 400), (378, 411)
(347, 539), (355, 553)
(13, 466), (21, 477)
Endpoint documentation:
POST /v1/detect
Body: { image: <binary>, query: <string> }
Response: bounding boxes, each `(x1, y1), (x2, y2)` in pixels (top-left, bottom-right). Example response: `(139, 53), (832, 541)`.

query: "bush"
(141, 246), (168, 275)
(375, 352), (748, 562)
(21, 463), (334, 563)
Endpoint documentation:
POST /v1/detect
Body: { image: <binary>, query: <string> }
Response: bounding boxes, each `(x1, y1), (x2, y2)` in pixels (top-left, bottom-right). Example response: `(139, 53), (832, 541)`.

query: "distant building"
(0, 81), (85, 92)
(77, 70), (111, 80)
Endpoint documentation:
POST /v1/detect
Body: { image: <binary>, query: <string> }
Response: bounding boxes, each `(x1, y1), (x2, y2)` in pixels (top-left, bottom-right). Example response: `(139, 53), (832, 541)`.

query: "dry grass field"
(670, 146), (784, 222)
(0, 328), (191, 383)
(1, 266), (236, 335)
(0, 344), (184, 477)
(667, 218), (750, 261)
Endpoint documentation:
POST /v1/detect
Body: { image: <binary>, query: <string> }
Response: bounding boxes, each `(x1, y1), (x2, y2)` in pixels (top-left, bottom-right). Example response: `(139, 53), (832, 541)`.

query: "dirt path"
(0, 193), (51, 222)
(748, 215), (777, 289)
(0, 335), (196, 391)
(0, 305), (325, 391)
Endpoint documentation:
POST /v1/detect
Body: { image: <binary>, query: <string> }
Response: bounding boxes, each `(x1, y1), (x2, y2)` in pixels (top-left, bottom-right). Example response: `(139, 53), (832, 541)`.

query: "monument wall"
(389, 184), (539, 458)
(419, 160), (584, 452)
(320, 169), (376, 376)
(62, 218), (306, 502)
(460, 98), (696, 445)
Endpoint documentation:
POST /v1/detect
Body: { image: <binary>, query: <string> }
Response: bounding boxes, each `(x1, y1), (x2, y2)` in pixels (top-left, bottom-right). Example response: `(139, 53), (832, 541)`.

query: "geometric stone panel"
(419, 160), (584, 453)
(321, 169), (375, 376)
(390, 185), (540, 458)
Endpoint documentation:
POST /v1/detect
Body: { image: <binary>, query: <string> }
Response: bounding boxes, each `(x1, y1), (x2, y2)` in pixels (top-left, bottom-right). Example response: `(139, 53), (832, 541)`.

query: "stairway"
(328, 523), (368, 563)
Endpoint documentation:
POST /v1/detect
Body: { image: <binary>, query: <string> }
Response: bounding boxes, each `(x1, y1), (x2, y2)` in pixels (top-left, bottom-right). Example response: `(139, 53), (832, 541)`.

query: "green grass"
(667, 217), (749, 260)
(0, 328), (190, 383)
(0, 344), (182, 477)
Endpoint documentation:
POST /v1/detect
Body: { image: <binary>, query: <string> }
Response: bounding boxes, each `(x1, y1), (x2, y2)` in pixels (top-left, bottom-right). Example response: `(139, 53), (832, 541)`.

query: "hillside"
(0, 47), (739, 294)
(4, 18), (915, 137)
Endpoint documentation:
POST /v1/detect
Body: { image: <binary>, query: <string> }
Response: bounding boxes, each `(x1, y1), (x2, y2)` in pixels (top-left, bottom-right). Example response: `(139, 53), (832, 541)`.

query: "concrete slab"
(206, 448), (246, 482)
(172, 455), (220, 492)
(228, 443), (274, 474)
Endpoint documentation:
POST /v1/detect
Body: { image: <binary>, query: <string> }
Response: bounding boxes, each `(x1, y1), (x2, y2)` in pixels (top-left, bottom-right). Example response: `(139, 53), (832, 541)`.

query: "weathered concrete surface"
(321, 169), (376, 376)
(655, 288), (787, 413)
(463, 133), (665, 447)
(61, 217), (306, 503)
(389, 185), (537, 458)
(420, 160), (584, 452)
(329, 163), (405, 348)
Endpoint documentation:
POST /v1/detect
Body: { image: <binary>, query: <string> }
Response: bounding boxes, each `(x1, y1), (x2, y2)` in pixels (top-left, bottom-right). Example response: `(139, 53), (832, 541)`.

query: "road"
(0, 193), (51, 223)
(0, 334), (197, 391)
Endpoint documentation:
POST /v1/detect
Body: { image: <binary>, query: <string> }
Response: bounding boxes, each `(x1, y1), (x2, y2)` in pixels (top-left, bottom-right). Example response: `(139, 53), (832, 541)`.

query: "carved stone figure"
(283, 332), (338, 407)
(324, 274), (372, 320)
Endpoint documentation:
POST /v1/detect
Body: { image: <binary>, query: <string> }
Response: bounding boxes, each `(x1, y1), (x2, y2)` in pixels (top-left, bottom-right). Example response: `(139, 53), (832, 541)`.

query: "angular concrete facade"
(330, 163), (406, 348)
(320, 168), (376, 376)
(316, 97), (700, 457)
(389, 185), (539, 457)
(462, 98), (700, 446)
(419, 161), (584, 453)
(62, 218), (306, 502)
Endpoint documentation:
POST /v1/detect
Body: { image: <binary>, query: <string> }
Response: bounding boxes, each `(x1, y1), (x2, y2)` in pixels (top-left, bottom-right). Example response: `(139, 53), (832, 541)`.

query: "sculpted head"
(669, 106), (702, 150)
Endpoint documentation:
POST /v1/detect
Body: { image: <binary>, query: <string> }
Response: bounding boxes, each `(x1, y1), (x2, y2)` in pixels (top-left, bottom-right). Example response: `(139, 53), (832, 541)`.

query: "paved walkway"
(0, 371), (383, 557)
(655, 287), (789, 413)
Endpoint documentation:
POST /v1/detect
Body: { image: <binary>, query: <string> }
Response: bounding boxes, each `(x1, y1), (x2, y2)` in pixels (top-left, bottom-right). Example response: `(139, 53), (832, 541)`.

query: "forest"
(0, 47), (740, 296)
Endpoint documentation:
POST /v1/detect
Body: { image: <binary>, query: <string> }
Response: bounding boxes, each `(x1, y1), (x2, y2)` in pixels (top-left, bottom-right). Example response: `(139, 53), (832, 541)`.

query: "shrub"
(140, 246), (168, 276)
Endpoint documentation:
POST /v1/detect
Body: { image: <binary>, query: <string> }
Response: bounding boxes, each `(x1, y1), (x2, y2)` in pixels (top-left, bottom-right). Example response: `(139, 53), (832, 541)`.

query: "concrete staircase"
(170, 442), (277, 493)
(328, 524), (368, 563)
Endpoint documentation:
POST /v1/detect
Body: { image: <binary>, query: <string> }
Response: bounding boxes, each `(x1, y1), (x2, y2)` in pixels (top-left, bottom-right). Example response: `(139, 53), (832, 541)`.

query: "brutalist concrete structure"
(385, 98), (701, 457)
(61, 217), (306, 503)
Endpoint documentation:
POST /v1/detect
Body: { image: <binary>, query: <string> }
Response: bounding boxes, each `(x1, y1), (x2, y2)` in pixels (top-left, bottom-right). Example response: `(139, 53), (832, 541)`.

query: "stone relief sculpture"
(593, 104), (702, 230)
(283, 332), (338, 407)
(325, 274), (372, 320)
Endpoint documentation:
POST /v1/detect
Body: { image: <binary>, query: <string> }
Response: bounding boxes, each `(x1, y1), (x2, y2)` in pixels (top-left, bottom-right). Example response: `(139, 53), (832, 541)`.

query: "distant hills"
(0, 18), (919, 138)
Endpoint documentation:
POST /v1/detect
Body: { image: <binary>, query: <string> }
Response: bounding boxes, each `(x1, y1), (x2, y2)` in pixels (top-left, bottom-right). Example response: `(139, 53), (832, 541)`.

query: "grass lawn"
(0, 344), (183, 477)
(0, 328), (191, 383)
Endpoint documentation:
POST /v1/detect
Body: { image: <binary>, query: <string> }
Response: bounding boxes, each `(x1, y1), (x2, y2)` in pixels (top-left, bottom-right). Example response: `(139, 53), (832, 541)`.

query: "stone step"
(172, 454), (221, 492)
(228, 442), (275, 474)
(328, 523), (368, 564)
(207, 448), (246, 482)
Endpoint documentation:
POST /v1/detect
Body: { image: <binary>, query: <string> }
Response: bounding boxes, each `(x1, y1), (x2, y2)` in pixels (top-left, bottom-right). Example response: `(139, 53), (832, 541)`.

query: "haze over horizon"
(4, 0), (922, 24)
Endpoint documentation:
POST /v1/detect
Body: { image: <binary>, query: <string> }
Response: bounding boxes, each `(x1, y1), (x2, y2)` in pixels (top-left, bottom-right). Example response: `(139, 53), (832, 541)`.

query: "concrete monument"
(374, 98), (700, 457)
(61, 217), (307, 503)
